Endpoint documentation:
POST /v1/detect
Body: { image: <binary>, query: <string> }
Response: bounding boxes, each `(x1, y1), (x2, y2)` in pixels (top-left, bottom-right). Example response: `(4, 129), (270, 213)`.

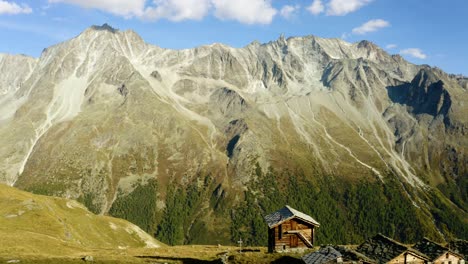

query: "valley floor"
(0, 246), (307, 264)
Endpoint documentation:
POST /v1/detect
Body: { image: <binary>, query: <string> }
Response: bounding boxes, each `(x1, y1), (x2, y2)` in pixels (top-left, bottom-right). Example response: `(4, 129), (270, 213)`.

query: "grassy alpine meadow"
(0, 183), (309, 263)
(0, 245), (308, 264)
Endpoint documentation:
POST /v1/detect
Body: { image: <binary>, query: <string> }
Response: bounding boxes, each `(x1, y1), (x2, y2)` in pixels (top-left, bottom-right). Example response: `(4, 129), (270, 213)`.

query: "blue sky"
(0, 0), (466, 75)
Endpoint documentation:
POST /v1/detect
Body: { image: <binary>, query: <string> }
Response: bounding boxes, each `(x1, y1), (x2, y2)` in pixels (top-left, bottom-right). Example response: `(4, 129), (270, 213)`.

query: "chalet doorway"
(290, 235), (298, 247)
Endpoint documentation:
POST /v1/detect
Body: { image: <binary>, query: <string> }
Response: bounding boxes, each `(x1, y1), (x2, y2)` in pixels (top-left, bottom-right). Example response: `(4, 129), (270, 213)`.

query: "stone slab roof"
(334, 245), (377, 263)
(356, 234), (428, 263)
(302, 246), (342, 264)
(264, 205), (320, 228)
(413, 238), (450, 260)
(448, 239), (467, 259)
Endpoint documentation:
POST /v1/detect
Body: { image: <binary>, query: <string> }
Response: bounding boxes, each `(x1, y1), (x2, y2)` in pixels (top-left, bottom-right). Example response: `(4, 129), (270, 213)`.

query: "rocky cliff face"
(0, 25), (466, 245)
(0, 54), (37, 125)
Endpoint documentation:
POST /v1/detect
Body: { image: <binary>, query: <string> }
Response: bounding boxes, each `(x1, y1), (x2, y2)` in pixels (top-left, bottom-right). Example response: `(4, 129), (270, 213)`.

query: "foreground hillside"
(0, 24), (466, 245)
(0, 184), (162, 259)
(0, 183), (299, 263)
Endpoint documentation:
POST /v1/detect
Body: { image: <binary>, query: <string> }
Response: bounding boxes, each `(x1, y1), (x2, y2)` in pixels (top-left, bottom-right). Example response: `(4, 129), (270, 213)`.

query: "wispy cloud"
(352, 19), (390, 35)
(48, 0), (145, 18)
(326, 0), (372, 16)
(400, 48), (427, 59)
(307, 0), (324, 15)
(0, 0), (32, 15)
(307, 0), (372, 16)
(386, 44), (397, 49)
(341, 19), (389, 39)
(212, 0), (277, 24)
(49, 0), (279, 25)
(142, 0), (211, 21)
(280, 4), (300, 19)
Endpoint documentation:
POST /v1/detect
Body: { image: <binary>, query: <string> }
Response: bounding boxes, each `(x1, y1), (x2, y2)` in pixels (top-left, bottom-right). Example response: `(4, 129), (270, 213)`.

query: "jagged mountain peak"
(356, 39), (379, 50)
(244, 40), (262, 50)
(80, 23), (144, 43)
(355, 39), (385, 54)
(412, 67), (443, 87)
(198, 42), (232, 51)
(90, 23), (118, 33)
(391, 54), (405, 62)
(33, 24), (149, 76)
(281, 35), (391, 63)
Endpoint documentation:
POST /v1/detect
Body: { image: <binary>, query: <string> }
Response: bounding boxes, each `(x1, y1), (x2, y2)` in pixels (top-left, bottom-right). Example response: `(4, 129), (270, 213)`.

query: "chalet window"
(278, 225), (283, 239)
(447, 253), (449, 259)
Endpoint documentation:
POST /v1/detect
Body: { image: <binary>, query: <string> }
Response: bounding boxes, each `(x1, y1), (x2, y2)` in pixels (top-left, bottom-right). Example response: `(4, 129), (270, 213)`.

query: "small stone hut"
(264, 205), (320, 253)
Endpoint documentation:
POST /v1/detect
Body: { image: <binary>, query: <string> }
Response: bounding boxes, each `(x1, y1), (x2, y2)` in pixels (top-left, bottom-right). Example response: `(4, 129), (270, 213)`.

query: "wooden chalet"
(356, 234), (430, 264)
(413, 238), (465, 264)
(264, 205), (320, 253)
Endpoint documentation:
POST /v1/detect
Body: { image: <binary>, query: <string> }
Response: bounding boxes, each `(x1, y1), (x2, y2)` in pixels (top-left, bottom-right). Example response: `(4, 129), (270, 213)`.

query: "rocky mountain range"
(0, 24), (466, 245)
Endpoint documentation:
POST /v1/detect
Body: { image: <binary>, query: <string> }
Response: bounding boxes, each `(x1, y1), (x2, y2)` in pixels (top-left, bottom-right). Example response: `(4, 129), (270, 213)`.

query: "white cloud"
(386, 44), (397, 49)
(142, 0), (211, 21)
(212, 0), (277, 24)
(0, 0), (32, 14)
(280, 4), (299, 19)
(352, 19), (390, 35)
(48, 0), (145, 17)
(327, 0), (372, 16)
(49, 0), (279, 24)
(400, 48), (427, 59)
(307, 0), (324, 15)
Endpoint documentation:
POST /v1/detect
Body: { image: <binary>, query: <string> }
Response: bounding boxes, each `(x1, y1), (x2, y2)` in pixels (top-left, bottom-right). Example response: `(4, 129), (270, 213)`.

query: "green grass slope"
(0, 184), (163, 257)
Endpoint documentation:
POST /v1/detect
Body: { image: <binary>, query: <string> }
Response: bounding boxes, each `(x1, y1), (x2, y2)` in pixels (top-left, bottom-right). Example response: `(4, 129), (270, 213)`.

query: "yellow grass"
(0, 184), (306, 263)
